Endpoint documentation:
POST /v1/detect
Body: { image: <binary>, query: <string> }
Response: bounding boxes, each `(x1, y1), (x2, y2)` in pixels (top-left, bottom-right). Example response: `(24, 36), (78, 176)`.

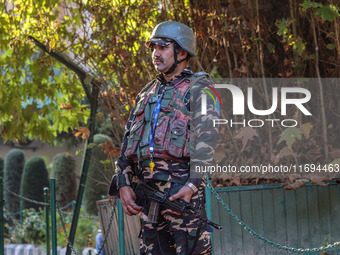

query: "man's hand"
(119, 186), (143, 216)
(168, 186), (195, 215)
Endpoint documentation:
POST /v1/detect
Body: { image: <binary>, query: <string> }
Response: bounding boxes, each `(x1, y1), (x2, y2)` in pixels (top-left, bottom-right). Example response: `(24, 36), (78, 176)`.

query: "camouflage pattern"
(188, 78), (220, 188)
(114, 68), (219, 254)
(139, 177), (212, 255)
(116, 69), (219, 189)
(124, 74), (196, 163)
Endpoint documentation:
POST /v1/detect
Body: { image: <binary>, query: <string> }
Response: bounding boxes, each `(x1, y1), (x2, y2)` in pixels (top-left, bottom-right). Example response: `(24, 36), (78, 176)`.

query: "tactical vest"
(125, 74), (206, 163)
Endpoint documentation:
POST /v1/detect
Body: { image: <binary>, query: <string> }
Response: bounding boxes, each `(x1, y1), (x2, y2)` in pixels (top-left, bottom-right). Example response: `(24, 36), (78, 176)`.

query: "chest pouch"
(166, 109), (190, 158)
(160, 87), (176, 112)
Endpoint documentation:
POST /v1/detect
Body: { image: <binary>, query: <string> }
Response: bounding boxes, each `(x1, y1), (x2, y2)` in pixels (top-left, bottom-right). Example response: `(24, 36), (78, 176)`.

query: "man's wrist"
(117, 173), (131, 189)
(185, 182), (198, 193)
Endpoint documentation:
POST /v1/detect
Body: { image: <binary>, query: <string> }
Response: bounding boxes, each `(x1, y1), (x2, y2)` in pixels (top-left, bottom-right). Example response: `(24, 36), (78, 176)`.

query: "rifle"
(109, 175), (223, 231)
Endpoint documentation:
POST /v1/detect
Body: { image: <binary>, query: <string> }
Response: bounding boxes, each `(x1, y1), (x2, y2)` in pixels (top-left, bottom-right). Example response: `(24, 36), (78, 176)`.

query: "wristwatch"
(185, 182), (198, 193)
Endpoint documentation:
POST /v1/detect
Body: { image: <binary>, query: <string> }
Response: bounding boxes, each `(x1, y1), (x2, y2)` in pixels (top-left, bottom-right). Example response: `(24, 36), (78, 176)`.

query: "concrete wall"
(4, 244), (96, 255)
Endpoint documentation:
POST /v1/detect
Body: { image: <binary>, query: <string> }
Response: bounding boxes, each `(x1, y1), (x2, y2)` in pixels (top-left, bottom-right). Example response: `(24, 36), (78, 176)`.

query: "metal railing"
(0, 177), (115, 255)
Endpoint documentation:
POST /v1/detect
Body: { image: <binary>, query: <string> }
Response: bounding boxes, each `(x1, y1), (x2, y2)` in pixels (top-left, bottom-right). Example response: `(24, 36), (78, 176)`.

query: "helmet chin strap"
(164, 46), (186, 75)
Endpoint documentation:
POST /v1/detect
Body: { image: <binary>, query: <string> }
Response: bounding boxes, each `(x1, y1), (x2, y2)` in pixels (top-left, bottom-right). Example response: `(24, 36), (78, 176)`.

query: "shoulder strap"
(140, 79), (158, 94)
(188, 72), (210, 87)
(193, 71), (208, 77)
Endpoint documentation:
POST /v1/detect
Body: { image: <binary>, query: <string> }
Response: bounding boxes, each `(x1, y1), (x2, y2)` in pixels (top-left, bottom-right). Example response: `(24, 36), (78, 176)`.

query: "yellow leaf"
(300, 122), (313, 138)
(50, 39), (55, 50)
(96, 112), (103, 120)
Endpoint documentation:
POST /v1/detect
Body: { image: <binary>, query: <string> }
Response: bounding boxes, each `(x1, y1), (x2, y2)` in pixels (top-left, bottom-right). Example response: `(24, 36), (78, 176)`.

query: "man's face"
(152, 43), (175, 73)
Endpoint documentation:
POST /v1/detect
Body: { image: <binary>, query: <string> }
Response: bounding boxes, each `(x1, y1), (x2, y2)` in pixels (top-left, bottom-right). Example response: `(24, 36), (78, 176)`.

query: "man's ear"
(178, 48), (188, 61)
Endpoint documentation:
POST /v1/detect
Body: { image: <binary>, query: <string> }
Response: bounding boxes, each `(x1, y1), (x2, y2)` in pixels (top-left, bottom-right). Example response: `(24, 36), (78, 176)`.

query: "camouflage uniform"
(115, 21), (219, 255)
(115, 67), (219, 254)
(139, 177), (211, 255)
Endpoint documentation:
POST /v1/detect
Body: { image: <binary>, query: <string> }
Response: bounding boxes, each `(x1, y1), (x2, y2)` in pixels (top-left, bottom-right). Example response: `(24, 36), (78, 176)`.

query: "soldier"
(114, 21), (219, 254)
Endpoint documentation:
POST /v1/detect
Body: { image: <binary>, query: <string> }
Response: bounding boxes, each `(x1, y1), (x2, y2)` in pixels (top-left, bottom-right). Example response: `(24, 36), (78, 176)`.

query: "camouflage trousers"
(139, 178), (212, 255)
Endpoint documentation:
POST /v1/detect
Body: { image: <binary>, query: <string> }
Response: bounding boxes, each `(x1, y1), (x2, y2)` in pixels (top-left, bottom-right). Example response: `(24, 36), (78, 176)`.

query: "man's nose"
(153, 48), (161, 57)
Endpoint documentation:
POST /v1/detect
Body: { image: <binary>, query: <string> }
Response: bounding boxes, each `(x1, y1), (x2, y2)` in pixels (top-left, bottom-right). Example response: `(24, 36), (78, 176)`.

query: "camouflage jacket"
(116, 68), (219, 190)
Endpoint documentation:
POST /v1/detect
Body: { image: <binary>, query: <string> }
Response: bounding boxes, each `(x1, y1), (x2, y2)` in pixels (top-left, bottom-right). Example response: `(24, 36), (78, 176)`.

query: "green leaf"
(301, 1), (323, 12)
(210, 65), (222, 78)
(86, 143), (98, 149)
(266, 43), (275, 53)
(276, 18), (291, 37)
(277, 127), (303, 149)
(75, 149), (84, 156)
(100, 159), (111, 165)
(330, 5), (340, 17)
(315, 5), (335, 22)
(293, 38), (306, 56)
(327, 44), (336, 50)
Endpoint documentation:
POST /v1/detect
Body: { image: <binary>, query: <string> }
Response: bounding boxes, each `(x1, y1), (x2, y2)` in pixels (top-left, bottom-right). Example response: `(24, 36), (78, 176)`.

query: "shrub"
(57, 207), (100, 251)
(4, 149), (25, 213)
(51, 153), (77, 207)
(83, 134), (114, 215)
(22, 208), (46, 244)
(20, 156), (49, 210)
(5, 208), (46, 245)
(3, 210), (22, 243)
(4, 207), (99, 248)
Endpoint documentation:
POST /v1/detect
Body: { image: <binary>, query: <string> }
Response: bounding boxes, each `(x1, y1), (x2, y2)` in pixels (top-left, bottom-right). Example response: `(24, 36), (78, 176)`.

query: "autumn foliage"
(1, 0), (340, 188)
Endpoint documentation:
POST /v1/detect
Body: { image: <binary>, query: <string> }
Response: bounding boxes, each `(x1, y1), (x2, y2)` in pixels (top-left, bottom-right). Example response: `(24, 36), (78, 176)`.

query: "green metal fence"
(2, 177), (340, 254)
(97, 182), (340, 255)
(212, 182), (340, 254)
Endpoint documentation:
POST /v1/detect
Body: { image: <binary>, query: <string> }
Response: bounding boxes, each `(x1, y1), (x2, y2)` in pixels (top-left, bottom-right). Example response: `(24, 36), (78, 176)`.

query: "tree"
(1, 0), (340, 190)
(0, 1), (90, 142)
(2, 0), (338, 143)
(4, 149), (25, 213)
(51, 153), (77, 207)
(20, 156), (49, 210)
(0, 0), (162, 144)
(83, 134), (114, 215)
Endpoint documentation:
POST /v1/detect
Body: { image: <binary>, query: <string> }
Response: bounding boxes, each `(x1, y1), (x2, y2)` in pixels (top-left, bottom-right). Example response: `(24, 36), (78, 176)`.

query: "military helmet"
(146, 21), (196, 57)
